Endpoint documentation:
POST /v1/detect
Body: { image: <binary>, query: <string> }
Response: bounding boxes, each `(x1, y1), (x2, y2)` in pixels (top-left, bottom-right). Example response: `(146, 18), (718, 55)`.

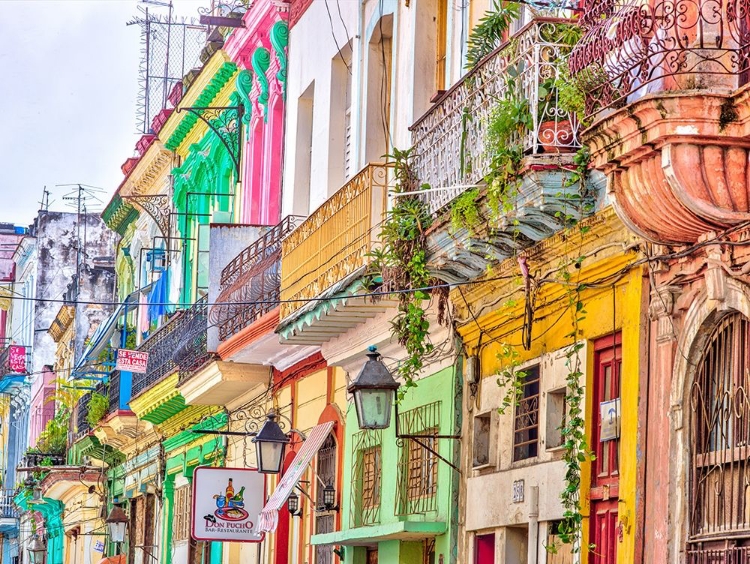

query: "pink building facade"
(224, 0), (289, 225)
(28, 365), (55, 448)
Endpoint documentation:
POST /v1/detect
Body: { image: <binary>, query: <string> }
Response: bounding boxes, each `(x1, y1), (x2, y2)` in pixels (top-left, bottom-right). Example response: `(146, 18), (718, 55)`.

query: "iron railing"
(133, 297), (212, 395)
(395, 402), (441, 516)
(350, 430), (382, 528)
(687, 546), (750, 563)
(690, 312), (750, 540)
(0, 489), (17, 519)
(571, 0), (750, 117)
(211, 216), (302, 341)
(410, 18), (581, 213)
(174, 296), (213, 385)
(280, 163), (392, 319)
(23, 452), (65, 467)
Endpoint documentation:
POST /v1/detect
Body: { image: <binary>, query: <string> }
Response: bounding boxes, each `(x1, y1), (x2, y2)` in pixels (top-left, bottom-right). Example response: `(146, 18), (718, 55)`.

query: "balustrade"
(211, 215), (303, 340)
(410, 18), (581, 213)
(279, 164), (392, 319)
(0, 489), (17, 519)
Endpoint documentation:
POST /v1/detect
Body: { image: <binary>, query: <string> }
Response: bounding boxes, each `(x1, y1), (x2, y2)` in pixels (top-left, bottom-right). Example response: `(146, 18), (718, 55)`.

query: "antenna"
(38, 186), (50, 213)
(127, 2), (206, 134)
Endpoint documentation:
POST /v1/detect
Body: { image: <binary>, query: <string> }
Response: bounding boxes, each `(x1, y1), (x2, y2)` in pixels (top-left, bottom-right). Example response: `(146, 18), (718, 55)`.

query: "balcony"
(212, 215), (302, 342)
(279, 163), (393, 320)
(570, 0), (750, 118)
(574, 0), (750, 244)
(0, 489), (17, 520)
(133, 296), (213, 397)
(410, 18), (581, 214)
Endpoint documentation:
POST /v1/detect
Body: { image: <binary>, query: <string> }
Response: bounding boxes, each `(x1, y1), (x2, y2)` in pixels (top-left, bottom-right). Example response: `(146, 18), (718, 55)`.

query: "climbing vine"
(369, 148), (446, 398)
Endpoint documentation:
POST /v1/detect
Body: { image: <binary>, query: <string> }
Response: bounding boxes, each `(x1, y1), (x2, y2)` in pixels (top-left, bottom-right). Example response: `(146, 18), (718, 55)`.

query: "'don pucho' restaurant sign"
(191, 466), (265, 543)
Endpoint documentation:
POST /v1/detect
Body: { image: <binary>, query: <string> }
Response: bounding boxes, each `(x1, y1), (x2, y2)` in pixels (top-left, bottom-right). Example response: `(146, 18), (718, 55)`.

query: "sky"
(0, 0), (207, 227)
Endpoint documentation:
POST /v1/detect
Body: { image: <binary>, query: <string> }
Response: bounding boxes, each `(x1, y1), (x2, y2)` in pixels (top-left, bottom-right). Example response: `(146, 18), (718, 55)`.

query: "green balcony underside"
(142, 394), (187, 425)
(311, 520), (447, 546)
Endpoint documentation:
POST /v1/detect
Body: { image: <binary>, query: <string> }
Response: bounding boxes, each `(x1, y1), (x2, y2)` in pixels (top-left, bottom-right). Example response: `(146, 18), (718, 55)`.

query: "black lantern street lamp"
(322, 483), (339, 512)
(106, 504), (129, 552)
(347, 346), (400, 430)
(287, 491), (301, 516)
(252, 411), (291, 474)
(27, 535), (46, 564)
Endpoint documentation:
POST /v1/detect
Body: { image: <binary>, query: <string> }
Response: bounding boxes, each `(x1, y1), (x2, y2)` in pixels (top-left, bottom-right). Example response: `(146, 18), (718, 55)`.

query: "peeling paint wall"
(31, 212), (117, 374)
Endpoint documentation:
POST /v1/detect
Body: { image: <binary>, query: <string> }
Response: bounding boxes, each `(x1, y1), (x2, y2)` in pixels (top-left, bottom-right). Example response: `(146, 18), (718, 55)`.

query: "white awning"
(258, 421), (334, 532)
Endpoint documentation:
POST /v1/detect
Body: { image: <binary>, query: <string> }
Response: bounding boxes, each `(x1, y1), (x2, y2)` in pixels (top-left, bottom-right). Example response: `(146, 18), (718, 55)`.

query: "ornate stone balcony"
(410, 18), (581, 214)
(279, 163), (393, 319)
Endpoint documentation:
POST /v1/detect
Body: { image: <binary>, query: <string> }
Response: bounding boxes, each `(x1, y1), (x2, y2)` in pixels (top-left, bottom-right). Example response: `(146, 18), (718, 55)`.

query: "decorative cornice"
(102, 195), (139, 236)
(161, 54), (239, 152)
(129, 372), (183, 421)
(49, 305), (75, 343)
(163, 411), (228, 453)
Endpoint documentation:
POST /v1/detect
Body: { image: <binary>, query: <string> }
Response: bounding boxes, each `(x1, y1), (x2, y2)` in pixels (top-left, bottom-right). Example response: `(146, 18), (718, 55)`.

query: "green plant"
(36, 410), (69, 455)
(368, 148), (445, 398)
(495, 342), (529, 414)
(86, 392), (109, 427)
(466, 1), (521, 69)
(451, 188), (482, 234)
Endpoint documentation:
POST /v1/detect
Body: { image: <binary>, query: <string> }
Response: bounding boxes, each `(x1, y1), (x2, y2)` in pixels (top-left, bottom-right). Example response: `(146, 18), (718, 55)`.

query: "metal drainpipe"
(527, 485), (539, 564)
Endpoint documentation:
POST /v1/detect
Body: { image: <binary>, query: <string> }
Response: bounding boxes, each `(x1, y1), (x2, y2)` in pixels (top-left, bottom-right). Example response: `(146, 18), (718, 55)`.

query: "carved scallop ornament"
(586, 92), (750, 244)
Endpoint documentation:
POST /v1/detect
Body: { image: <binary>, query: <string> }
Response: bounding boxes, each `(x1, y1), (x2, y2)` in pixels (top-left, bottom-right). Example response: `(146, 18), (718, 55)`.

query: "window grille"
(513, 366), (540, 461)
(315, 434), (337, 564)
(350, 429), (382, 527)
(690, 312), (750, 552)
(173, 486), (192, 542)
(396, 402), (441, 515)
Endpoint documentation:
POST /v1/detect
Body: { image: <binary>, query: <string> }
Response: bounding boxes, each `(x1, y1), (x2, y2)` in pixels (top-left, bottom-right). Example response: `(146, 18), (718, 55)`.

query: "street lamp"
(321, 483), (339, 512)
(27, 535), (46, 564)
(106, 504), (129, 549)
(347, 346), (400, 430)
(252, 411), (291, 474)
(287, 491), (301, 517)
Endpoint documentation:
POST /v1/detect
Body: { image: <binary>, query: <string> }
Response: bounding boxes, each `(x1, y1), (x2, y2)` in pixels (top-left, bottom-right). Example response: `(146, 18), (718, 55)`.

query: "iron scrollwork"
(177, 105), (244, 181)
(122, 194), (171, 241)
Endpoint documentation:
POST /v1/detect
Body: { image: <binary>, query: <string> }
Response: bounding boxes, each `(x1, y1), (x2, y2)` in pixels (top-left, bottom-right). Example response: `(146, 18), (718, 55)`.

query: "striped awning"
(258, 421), (334, 532)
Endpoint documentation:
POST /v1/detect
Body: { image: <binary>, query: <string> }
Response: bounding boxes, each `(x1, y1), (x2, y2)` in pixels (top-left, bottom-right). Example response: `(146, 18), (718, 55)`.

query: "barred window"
(173, 486), (192, 542)
(396, 402), (441, 515)
(513, 366), (540, 461)
(689, 312), (750, 552)
(351, 430), (382, 527)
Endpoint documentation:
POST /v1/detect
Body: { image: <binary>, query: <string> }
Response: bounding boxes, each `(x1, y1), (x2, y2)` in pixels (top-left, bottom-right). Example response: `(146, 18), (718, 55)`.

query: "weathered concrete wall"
(32, 212), (117, 374)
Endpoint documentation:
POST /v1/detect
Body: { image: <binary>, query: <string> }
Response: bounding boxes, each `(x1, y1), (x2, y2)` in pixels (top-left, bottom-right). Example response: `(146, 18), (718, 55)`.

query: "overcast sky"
(0, 0), (206, 227)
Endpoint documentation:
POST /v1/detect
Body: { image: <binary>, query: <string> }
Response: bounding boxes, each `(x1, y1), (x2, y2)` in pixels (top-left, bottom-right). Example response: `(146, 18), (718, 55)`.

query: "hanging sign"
(600, 398), (621, 442)
(115, 349), (149, 374)
(192, 466), (265, 543)
(8, 345), (26, 373)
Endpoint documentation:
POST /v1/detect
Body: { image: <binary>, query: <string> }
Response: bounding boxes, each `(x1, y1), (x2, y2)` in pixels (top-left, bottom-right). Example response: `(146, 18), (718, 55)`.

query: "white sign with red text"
(191, 467), (265, 543)
(115, 349), (149, 374)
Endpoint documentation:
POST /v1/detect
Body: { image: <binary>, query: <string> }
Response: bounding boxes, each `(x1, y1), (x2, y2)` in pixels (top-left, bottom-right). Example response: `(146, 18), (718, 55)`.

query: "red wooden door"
(475, 533), (495, 564)
(590, 334), (621, 564)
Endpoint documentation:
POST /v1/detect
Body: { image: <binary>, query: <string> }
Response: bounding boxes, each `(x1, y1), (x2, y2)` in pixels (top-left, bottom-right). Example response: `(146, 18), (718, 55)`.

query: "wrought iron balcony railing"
(133, 296), (212, 396)
(23, 451), (66, 467)
(570, 0), (750, 117)
(211, 216), (303, 341)
(0, 489), (18, 520)
(279, 163), (393, 319)
(410, 18), (581, 214)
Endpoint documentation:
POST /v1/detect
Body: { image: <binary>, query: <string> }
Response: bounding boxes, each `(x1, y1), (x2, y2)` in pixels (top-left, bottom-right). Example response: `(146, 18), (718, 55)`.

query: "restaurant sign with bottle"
(192, 466), (265, 542)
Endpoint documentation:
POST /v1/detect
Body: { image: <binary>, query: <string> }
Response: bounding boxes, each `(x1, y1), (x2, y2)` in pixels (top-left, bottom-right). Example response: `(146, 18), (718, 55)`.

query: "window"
(173, 486), (192, 542)
(545, 387), (567, 449)
(435, 0), (448, 91)
(547, 521), (574, 564)
(351, 430), (382, 527)
(293, 82), (314, 216)
(472, 411), (497, 468)
(396, 402), (441, 515)
(315, 434), (337, 564)
(690, 312), (750, 546)
(513, 366), (540, 461)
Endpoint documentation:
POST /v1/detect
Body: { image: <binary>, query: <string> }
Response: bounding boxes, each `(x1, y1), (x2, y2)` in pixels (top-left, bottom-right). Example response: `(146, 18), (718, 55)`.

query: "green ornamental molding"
(71, 434), (125, 467)
(270, 20), (289, 90)
(102, 195), (139, 236)
(235, 69), (254, 125)
(165, 61), (238, 151)
(163, 411), (228, 454)
(251, 47), (271, 121)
